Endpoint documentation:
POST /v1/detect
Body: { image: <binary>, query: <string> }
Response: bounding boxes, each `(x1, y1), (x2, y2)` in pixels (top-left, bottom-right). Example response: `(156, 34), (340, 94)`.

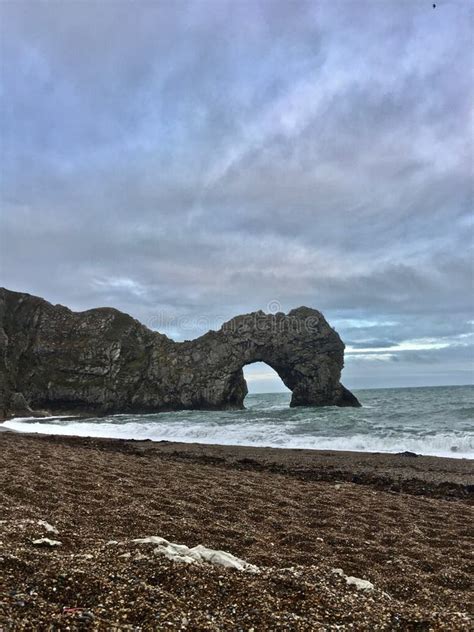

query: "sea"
(3, 385), (473, 459)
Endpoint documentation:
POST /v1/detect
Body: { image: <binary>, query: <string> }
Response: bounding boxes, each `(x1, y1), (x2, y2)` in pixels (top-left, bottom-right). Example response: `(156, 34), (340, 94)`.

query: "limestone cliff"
(0, 288), (360, 420)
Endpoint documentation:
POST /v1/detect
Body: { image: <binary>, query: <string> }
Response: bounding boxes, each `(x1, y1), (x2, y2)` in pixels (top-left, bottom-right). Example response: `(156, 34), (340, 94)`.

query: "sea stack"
(0, 288), (360, 420)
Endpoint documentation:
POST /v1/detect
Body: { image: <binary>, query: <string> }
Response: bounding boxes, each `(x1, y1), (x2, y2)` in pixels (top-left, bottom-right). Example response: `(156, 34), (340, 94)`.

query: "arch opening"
(242, 361), (291, 401)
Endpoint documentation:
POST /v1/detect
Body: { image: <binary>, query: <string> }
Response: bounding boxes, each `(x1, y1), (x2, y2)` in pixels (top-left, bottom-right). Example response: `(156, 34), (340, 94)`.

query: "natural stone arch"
(174, 307), (360, 410)
(0, 289), (361, 420)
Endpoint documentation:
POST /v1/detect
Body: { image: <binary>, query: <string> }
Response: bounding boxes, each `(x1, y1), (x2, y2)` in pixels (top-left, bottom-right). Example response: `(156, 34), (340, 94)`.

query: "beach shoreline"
(1, 428), (472, 497)
(1, 431), (473, 629)
(3, 385), (472, 461)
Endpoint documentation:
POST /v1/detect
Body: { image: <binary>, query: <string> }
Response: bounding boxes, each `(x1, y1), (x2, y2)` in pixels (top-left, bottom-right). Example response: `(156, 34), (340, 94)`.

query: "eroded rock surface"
(0, 288), (360, 420)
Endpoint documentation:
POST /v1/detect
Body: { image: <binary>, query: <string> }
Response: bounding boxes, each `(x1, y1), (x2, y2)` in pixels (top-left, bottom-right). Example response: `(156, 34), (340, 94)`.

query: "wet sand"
(1, 431), (473, 630)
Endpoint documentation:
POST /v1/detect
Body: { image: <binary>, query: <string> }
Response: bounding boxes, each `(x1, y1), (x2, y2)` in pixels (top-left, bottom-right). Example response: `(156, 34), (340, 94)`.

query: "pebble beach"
(1, 431), (473, 630)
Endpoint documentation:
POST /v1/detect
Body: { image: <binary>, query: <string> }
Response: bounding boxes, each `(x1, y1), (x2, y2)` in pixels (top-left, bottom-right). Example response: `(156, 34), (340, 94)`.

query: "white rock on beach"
(133, 536), (260, 573)
(32, 538), (62, 547)
(37, 520), (59, 534)
(332, 567), (374, 591)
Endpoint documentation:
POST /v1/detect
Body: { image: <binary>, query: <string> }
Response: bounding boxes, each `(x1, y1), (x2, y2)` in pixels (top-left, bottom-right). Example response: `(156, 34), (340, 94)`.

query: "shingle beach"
(1, 431), (472, 630)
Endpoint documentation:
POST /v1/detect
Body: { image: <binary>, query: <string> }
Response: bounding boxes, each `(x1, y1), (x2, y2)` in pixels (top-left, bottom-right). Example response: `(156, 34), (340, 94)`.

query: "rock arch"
(0, 289), (361, 420)
(173, 307), (360, 410)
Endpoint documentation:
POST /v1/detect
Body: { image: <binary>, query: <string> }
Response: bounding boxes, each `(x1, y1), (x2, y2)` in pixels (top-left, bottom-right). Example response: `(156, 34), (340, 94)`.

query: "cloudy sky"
(0, 0), (472, 392)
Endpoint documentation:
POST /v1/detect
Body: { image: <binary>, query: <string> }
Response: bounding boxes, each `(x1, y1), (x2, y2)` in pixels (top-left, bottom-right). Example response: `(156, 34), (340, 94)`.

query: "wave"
(4, 415), (76, 422)
(3, 417), (473, 459)
(3, 387), (472, 459)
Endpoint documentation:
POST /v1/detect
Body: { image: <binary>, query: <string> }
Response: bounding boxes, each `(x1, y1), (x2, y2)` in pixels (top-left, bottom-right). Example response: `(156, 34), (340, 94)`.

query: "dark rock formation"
(0, 288), (360, 420)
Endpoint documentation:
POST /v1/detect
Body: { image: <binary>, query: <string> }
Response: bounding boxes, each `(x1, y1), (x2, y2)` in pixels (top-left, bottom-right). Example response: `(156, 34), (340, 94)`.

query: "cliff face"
(0, 288), (360, 420)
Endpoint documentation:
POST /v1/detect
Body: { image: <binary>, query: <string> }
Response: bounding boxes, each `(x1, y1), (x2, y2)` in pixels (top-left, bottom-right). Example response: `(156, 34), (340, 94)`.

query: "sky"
(0, 0), (472, 392)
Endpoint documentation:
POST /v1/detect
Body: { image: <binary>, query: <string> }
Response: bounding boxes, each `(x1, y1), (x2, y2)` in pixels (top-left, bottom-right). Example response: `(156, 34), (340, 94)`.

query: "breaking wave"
(2, 386), (473, 459)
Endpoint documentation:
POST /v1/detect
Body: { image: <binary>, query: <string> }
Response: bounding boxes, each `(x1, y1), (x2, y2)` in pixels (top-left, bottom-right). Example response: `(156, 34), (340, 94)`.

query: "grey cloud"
(347, 340), (399, 349)
(0, 0), (472, 388)
(343, 343), (474, 390)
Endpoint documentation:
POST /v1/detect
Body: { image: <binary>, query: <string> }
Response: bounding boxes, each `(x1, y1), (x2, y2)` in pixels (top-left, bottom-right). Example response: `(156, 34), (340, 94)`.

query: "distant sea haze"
(4, 385), (473, 459)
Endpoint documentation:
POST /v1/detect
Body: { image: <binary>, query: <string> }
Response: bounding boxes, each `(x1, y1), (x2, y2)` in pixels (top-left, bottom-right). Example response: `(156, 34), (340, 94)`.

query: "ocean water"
(3, 385), (473, 459)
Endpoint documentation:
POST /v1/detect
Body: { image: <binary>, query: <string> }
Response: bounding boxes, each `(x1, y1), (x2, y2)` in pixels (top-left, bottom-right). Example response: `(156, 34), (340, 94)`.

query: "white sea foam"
(2, 419), (473, 459)
(2, 388), (472, 459)
(5, 415), (76, 423)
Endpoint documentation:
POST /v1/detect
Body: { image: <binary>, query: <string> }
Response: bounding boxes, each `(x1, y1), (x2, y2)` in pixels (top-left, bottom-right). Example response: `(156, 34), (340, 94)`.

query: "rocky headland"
(0, 288), (360, 421)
